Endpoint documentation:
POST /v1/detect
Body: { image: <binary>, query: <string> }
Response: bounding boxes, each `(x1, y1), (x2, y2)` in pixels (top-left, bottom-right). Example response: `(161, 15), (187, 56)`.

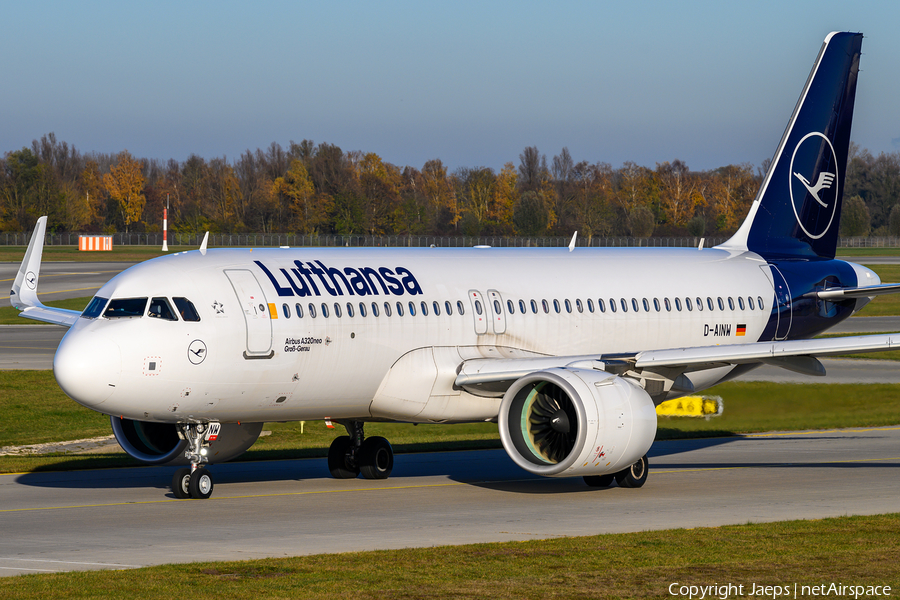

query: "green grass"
(838, 247), (900, 256)
(0, 296), (91, 323)
(2, 514), (898, 598)
(2, 371), (899, 474)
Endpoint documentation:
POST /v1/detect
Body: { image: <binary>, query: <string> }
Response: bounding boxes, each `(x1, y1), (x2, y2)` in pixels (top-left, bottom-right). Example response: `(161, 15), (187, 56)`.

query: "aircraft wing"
(456, 333), (900, 390)
(9, 216), (80, 327)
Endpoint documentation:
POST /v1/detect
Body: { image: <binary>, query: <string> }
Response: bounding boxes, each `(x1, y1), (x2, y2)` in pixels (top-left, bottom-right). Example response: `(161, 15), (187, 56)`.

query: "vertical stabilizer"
(720, 32), (863, 259)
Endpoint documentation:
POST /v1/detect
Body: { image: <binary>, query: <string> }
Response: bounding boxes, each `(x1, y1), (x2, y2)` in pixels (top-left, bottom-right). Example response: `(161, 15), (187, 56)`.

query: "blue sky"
(2, 1), (899, 173)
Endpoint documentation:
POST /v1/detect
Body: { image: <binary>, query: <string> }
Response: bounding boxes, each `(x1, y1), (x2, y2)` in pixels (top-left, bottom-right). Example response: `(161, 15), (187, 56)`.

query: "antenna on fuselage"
(199, 231), (209, 256)
(568, 231), (577, 252)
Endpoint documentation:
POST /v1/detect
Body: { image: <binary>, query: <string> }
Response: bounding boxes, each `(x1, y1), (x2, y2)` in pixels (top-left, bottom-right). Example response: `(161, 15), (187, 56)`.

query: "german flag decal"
(736, 324), (746, 336)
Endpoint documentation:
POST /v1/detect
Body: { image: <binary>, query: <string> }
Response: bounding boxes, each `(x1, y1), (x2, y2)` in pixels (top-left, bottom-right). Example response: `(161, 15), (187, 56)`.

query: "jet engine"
(498, 369), (656, 477)
(110, 417), (264, 465)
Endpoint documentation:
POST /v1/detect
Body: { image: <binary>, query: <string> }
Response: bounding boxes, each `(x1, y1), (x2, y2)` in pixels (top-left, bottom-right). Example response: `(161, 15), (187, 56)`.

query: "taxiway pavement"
(1, 426), (897, 576)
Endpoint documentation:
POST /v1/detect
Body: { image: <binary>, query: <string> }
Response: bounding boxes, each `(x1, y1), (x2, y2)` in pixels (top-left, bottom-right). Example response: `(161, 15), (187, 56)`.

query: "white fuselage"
(53, 245), (778, 424)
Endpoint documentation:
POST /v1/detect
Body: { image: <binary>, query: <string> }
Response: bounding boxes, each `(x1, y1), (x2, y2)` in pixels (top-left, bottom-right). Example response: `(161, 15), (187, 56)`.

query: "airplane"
(10, 31), (899, 500)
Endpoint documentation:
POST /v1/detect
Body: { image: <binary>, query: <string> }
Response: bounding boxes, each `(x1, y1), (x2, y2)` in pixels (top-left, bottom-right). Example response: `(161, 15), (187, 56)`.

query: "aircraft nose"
(53, 330), (122, 409)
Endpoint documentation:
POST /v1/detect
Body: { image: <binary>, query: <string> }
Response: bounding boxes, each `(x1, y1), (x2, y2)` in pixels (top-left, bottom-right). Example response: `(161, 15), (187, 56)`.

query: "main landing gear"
(172, 423), (217, 499)
(583, 454), (649, 489)
(327, 420), (394, 480)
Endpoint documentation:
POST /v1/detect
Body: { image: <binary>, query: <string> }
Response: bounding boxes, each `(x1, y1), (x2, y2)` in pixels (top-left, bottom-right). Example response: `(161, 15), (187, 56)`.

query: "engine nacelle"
(498, 369), (657, 478)
(110, 417), (264, 465)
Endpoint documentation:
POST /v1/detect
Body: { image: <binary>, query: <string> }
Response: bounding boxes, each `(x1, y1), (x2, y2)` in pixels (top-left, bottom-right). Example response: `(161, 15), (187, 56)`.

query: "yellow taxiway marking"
(0, 270), (121, 284)
(0, 481), (468, 513)
(3, 454), (899, 514)
(0, 286), (101, 301)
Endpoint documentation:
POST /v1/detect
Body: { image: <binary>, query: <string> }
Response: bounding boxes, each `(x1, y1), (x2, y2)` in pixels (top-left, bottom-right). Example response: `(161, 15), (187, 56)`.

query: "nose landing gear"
(171, 423), (218, 499)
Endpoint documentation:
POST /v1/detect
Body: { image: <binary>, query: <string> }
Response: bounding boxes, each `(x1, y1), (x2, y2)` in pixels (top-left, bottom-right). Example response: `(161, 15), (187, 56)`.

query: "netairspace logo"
(668, 582), (892, 599)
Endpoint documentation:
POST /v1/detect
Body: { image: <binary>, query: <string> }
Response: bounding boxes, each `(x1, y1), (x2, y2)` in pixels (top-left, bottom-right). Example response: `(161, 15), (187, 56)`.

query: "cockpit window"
(173, 297), (201, 322)
(148, 297), (177, 321)
(81, 296), (108, 319)
(104, 298), (148, 318)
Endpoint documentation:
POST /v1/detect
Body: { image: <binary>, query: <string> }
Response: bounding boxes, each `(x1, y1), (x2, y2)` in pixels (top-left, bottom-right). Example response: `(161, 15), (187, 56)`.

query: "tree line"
(2, 133), (898, 239)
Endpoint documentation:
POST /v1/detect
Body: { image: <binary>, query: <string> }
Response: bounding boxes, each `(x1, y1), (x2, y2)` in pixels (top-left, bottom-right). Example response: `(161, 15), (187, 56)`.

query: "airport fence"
(1, 231), (898, 249)
(0, 232), (728, 248)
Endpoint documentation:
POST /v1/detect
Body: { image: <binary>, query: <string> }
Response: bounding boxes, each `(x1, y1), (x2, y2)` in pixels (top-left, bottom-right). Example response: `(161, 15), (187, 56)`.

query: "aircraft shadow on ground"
(16, 436), (888, 494)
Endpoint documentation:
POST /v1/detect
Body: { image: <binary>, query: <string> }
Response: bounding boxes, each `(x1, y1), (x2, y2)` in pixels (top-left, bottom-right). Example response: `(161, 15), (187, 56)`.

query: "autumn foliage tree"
(103, 151), (145, 233)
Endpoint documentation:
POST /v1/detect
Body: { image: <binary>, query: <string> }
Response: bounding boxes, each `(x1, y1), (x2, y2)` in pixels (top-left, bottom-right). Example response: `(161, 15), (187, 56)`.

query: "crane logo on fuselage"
(255, 260), (423, 298)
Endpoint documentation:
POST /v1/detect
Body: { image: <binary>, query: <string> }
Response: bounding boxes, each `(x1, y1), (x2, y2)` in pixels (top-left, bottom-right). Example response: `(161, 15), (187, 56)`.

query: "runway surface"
(0, 261), (135, 304)
(1, 426), (897, 576)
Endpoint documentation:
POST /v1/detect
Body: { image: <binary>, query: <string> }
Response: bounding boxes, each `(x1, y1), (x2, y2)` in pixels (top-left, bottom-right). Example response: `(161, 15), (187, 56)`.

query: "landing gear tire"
(172, 467), (191, 499)
(188, 467), (214, 499)
(614, 454), (649, 488)
(583, 474), (615, 488)
(328, 436), (360, 479)
(359, 436), (393, 480)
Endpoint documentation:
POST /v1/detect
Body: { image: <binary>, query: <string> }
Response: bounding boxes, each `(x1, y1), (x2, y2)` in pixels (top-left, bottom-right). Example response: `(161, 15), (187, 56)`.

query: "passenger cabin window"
(346, 302), (354, 317)
(433, 301), (441, 316)
(738, 297), (745, 310)
(384, 302), (392, 317)
(457, 300), (465, 315)
(507, 299), (515, 314)
(321, 303), (330, 318)
(359, 302), (367, 317)
(333, 302), (341, 318)
(371, 302), (380, 317)
(587, 299), (594, 313)
(104, 298), (147, 319)
(281, 303), (291, 319)
(664, 298), (671, 312)
(295, 303), (304, 318)
(530, 300), (538, 314)
(598, 299), (606, 313)
(82, 296), (108, 319)
(395, 302), (404, 317)
(748, 296), (755, 310)
(675, 297), (682, 311)
(173, 297), (200, 322)
(421, 301), (428, 316)
(757, 296), (765, 310)
(620, 298), (628, 313)
(519, 299), (526, 313)
(728, 297), (735, 310)
(445, 301), (453, 315)
(308, 303), (317, 318)
(686, 297), (693, 311)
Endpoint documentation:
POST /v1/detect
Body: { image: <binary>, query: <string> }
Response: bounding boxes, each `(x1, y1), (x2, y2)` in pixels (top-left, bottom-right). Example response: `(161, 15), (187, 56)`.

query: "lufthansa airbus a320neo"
(11, 32), (898, 499)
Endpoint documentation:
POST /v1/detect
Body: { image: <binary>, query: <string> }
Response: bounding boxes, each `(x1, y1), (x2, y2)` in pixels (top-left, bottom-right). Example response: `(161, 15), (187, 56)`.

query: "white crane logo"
(788, 131), (839, 240)
(793, 171), (835, 207)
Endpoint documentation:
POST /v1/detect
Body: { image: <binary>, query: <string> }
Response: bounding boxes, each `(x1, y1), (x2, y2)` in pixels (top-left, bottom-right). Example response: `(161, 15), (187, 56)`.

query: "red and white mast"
(162, 194), (169, 252)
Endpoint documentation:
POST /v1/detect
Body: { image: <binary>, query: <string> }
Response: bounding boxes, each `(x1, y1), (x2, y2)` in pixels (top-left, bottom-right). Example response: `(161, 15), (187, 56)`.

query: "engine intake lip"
(499, 370), (588, 476)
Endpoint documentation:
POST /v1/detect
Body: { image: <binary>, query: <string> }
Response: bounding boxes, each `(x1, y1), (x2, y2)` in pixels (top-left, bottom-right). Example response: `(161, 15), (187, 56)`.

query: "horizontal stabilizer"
(811, 283), (900, 299)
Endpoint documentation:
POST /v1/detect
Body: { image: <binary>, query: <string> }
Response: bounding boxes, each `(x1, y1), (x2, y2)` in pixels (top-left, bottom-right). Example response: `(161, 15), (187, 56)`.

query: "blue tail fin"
(721, 32), (862, 259)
